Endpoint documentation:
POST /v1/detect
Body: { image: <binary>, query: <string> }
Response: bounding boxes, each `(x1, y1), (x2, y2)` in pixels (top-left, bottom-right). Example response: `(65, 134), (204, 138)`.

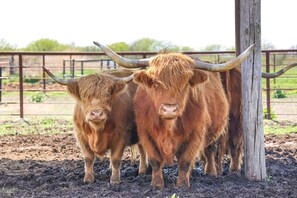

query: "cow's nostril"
(161, 104), (178, 115)
(91, 110), (105, 119)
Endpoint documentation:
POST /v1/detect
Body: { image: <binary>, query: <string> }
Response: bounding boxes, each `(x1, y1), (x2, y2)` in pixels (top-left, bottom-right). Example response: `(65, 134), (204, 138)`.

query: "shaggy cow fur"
(62, 72), (146, 184)
(133, 53), (229, 188)
(220, 67), (244, 172)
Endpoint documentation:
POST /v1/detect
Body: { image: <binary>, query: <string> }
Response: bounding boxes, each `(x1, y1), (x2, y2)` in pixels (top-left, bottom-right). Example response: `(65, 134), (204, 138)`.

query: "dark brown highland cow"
(220, 67), (243, 172)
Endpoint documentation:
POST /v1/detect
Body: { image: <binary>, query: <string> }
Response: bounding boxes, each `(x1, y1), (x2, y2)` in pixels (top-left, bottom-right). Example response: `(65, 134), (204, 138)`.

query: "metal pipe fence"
(0, 50), (296, 121)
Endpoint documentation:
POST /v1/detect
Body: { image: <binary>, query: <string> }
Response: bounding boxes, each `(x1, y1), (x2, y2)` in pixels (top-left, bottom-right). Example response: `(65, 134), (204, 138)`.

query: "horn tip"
(93, 41), (101, 47)
(42, 66), (51, 73)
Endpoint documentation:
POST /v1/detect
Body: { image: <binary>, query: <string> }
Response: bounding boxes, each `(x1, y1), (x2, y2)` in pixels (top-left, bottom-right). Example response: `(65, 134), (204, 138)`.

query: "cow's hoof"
(84, 173), (95, 183)
(110, 175), (120, 184)
(205, 172), (218, 178)
(204, 167), (218, 177)
(151, 180), (164, 189)
(176, 179), (190, 188)
(138, 166), (147, 174)
(230, 164), (241, 173)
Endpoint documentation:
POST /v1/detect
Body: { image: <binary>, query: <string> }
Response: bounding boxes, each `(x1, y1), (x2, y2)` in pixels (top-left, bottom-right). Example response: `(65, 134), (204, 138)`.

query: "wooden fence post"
(9, 55), (15, 75)
(19, 54), (24, 119)
(236, 0), (267, 180)
(0, 66), (2, 102)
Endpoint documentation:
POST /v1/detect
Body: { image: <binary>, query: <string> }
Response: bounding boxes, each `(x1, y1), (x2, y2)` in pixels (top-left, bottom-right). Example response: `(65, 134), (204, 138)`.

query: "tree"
(203, 44), (225, 51)
(108, 42), (129, 51)
(0, 39), (16, 51)
(262, 42), (275, 50)
(129, 38), (194, 52)
(130, 38), (161, 51)
(78, 45), (101, 52)
(24, 38), (68, 51)
(181, 46), (194, 51)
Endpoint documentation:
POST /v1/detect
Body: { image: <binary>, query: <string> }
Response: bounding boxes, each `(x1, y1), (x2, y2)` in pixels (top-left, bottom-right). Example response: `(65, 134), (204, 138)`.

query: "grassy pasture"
(0, 116), (296, 136)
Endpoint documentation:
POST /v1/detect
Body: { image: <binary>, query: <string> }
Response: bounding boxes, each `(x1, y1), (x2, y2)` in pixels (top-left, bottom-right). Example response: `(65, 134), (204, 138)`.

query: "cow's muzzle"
(88, 109), (107, 123)
(159, 103), (179, 119)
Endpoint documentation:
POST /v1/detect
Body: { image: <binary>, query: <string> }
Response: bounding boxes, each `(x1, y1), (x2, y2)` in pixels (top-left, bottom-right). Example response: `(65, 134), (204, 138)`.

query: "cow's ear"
(133, 70), (154, 87)
(67, 82), (80, 99)
(189, 70), (209, 87)
(113, 81), (127, 95)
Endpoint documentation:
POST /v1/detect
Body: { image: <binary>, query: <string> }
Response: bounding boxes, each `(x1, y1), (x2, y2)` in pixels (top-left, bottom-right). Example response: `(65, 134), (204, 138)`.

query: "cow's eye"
(152, 82), (160, 89)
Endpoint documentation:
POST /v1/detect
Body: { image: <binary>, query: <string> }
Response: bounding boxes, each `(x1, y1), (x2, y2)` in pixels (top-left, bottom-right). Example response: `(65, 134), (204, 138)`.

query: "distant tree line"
(0, 38), (195, 52)
(1, 38), (296, 52)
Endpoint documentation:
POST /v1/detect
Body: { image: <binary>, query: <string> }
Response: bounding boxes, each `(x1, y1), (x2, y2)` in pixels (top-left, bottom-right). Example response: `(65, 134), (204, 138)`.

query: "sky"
(1, 0), (296, 50)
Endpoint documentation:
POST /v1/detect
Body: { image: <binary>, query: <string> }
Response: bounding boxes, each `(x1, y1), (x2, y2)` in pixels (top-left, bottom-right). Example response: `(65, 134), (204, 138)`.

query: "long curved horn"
(194, 44), (255, 71)
(43, 67), (79, 85)
(107, 73), (134, 83)
(262, 62), (297, 78)
(93, 41), (150, 68)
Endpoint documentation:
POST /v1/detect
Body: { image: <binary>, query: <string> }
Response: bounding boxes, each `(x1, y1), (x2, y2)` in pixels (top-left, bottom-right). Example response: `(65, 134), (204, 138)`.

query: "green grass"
(262, 64), (297, 95)
(1, 116), (294, 136)
(262, 78), (297, 88)
(56, 68), (109, 78)
(0, 187), (17, 196)
(166, 193), (180, 198)
(0, 117), (73, 135)
(23, 78), (40, 84)
(287, 90), (297, 95)
(1, 90), (68, 97)
(44, 91), (68, 96)
(264, 120), (297, 134)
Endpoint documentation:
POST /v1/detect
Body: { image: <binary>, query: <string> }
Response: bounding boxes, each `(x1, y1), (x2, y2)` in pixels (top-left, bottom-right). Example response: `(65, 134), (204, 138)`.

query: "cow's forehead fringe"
(78, 74), (115, 98)
(147, 53), (194, 90)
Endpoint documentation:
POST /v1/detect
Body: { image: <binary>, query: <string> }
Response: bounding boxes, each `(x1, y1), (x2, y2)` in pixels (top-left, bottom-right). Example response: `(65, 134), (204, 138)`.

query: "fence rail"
(0, 50), (297, 121)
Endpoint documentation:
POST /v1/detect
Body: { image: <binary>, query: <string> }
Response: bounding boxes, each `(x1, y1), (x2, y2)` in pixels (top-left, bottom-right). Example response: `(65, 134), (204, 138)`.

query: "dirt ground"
(0, 130), (296, 198)
(1, 82), (297, 197)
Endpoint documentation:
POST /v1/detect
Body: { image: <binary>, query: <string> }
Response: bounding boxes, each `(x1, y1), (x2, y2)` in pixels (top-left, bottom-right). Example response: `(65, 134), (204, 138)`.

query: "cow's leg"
(80, 143), (96, 183)
(139, 133), (164, 188)
(110, 139), (125, 184)
(149, 158), (164, 189)
(176, 159), (192, 188)
(229, 141), (243, 172)
(137, 143), (147, 174)
(176, 138), (201, 188)
(199, 152), (206, 171)
(228, 115), (243, 172)
(204, 144), (217, 177)
(74, 127), (96, 183)
(216, 133), (227, 176)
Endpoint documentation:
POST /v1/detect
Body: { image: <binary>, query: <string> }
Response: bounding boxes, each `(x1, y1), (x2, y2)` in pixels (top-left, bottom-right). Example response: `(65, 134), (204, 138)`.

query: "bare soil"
(0, 130), (296, 198)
